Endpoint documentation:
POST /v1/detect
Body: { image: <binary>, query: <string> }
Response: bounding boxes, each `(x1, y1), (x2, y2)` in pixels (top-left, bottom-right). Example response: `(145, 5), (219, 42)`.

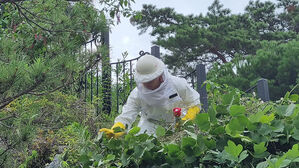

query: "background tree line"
(131, 0), (299, 100)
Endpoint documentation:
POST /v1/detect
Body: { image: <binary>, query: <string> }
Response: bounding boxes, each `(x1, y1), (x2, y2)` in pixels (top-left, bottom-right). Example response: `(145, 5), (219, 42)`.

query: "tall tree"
(0, 0), (105, 110)
(131, 0), (297, 75)
(208, 37), (299, 100)
(207, 0), (299, 99)
(0, 0), (134, 110)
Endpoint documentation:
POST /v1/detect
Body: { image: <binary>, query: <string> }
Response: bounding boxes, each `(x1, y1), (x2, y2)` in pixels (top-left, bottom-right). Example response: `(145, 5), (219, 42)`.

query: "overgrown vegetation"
(31, 82), (299, 168)
(1, 0), (299, 167)
(0, 91), (98, 167)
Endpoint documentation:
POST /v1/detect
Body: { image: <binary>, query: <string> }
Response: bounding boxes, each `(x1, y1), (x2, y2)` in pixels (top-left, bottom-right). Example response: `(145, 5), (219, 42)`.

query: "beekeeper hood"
(135, 54), (177, 106)
(134, 54), (166, 83)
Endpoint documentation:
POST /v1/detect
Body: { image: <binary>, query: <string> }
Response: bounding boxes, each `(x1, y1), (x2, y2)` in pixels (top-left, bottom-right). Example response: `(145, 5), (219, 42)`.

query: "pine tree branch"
(13, 2), (74, 33)
(209, 48), (227, 63)
(0, 140), (19, 162)
(0, 0), (82, 4)
(0, 114), (16, 122)
(0, 0), (25, 3)
(27, 55), (102, 96)
(0, 76), (45, 110)
(16, 3), (56, 25)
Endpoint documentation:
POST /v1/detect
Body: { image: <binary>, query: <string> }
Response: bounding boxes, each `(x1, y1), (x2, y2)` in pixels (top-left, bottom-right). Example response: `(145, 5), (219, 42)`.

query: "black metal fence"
(109, 51), (146, 113)
(77, 38), (163, 115)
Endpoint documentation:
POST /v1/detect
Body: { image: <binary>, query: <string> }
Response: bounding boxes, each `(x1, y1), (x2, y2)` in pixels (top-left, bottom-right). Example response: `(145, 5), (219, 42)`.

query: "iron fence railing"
(109, 51), (150, 113)
(77, 44), (159, 114)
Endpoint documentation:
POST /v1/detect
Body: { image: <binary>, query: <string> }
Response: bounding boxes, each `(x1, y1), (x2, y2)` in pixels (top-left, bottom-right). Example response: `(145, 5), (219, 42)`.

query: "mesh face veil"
(137, 69), (173, 106)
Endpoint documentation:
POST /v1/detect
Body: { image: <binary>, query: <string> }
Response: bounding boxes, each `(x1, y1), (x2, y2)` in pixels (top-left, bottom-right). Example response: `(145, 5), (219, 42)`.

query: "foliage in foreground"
(58, 82), (299, 168)
(0, 91), (98, 167)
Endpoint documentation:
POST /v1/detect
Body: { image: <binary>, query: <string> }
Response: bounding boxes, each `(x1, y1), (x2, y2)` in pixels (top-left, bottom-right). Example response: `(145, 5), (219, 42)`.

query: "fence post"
(257, 78), (270, 102)
(101, 30), (112, 114)
(196, 64), (208, 112)
(151, 46), (160, 58)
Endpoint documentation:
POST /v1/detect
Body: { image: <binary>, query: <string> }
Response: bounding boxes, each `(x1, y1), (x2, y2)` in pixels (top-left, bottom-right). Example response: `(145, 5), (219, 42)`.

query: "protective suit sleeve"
(114, 88), (141, 129)
(172, 76), (200, 108)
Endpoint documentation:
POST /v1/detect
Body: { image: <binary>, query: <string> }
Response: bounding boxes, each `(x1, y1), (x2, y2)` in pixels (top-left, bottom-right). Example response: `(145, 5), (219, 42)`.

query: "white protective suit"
(114, 69), (200, 135)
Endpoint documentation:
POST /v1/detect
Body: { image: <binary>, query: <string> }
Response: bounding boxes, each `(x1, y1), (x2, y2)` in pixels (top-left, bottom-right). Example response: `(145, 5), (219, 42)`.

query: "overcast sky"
(105, 0), (272, 62)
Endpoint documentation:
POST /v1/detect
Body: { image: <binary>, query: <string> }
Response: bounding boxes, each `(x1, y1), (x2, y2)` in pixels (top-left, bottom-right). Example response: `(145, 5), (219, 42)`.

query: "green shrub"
(62, 82), (299, 168)
(0, 91), (97, 167)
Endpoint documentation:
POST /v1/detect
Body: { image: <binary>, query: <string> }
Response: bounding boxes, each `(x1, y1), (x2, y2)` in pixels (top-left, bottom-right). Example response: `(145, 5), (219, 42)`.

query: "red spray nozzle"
(173, 107), (182, 117)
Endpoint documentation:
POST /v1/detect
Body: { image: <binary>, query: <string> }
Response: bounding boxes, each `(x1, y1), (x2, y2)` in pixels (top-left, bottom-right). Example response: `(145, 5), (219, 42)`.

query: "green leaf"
(203, 138), (216, 149)
(260, 113), (275, 124)
(291, 105), (299, 119)
(249, 105), (272, 123)
(128, 126), (140, 135)
(166, 144), (181, 157)
(293, 115), (299, 130)
(229, 105), (246, 117)
(292, 129), (299, 141)
(110, 11), (115, 18)
(238, 150), (248, 163)
(290, 94), (299, 102)
(181, 137), (197, 156)
(284, 91), (291, 100)
(156, 125), (166, 137)
(184, 130), (197, 139)
(249, 110), (265, 123)
(229, 118), (244, 132)
(228, 116), (248, 133)
(119, 0), (124, 8)
(254, 142), (267, 155)
(216, 105), (229, 114)
(224, 140), (243, 158)
(221, 150), (238, 162)
(257, 124), (273, 135)
(208, 104), (217, 124)
(280, 159), (291, 168)
(276, 105), (289, 116)
(195, 136), (208, 156)
(120, 152), (130, 166)
(113, 126), (124, 133)
(285, 104), (296, 116)
(210, 125), (225, 135)
(272, 120), (284, 133)
(107, 138), (122, 150)
(79, 154), (92, 165)
(133, 145), (145, 159)
(105, 154), (115, 162)
(195, 113), (210, 131)
(185, 155), (196, 163)
(285, 144), (299, 159)
(181, 137), (196, 149)
(222, 92), (234, 105)
(256, 161), (268, 168)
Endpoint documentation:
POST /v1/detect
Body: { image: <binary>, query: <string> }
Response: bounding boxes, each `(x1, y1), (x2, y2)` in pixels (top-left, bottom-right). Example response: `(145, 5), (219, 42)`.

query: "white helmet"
(134, 54), (165, 83)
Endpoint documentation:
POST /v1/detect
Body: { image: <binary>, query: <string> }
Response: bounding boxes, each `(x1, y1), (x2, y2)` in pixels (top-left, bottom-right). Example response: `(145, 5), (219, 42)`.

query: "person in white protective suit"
(99, 54), (201, 138)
